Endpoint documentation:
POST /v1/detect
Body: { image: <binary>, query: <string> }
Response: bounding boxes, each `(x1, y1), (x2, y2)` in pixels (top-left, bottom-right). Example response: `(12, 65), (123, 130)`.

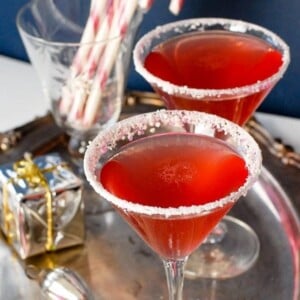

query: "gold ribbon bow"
(3, 153), (59, 251)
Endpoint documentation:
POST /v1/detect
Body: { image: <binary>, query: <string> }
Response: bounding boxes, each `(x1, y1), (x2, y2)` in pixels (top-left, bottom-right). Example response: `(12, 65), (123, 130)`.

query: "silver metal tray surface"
(0, 166), (299, 300)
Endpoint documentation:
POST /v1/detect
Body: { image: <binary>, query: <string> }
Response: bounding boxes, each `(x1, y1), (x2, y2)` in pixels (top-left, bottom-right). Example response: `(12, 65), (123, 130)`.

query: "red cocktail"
(134, 19), (289, 127)
(144, 31), (284, 126)
(84, 110), (262, 299)
(133, 18), (290, 279)
(100, 133), (248, 259)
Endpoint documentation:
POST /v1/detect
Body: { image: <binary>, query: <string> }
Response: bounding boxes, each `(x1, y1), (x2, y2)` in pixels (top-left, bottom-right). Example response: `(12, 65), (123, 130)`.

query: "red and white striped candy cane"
(82, 0), (139, 127)
(72, 0), (106, 75)
(59, 0), (106, 116)
(67, 0), (119, 123)
(139, 0), (154, 12)
(169, 0), (185, 15)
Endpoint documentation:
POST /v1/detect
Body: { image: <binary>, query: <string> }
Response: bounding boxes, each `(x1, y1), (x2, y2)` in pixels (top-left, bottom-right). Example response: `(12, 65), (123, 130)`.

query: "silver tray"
(0, 167), (299, 299)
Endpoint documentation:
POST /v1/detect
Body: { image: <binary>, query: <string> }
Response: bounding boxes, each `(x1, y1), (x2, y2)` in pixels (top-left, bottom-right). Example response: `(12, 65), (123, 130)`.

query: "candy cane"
(169, 0), (185, 15)
(72, 0), (107, 75)
(139, 0), (154, 12)
(61, 0), (186, 129)
(59, 0), (106, 116)
(67, 0), (118, 123)
(82, 0), (139, 127)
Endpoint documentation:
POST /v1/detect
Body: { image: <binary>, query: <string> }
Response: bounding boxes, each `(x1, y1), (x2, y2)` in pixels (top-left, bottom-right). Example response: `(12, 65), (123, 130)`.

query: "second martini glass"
(133, 18), (290, 278)
(84, 110), (262, 299)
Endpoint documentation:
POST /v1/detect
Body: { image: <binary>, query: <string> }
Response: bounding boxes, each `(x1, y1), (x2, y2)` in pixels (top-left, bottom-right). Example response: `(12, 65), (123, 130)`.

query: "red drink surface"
(100, 133), (248, 259)
(144, 31), (283, 125)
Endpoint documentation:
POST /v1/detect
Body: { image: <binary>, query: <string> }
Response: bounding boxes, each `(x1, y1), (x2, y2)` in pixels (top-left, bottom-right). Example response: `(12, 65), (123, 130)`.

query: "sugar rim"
(133, 18), (290, 100)
(84, 110), (262, 218)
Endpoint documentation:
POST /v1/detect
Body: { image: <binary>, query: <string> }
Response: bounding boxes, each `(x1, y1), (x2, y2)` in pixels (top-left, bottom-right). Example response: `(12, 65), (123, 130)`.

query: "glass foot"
(185, 215), (260, 279)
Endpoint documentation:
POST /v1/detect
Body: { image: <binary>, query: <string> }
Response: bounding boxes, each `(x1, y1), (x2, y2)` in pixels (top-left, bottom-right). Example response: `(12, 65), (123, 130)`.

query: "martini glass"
(84, 110), (262, 299)
(133, 18), (290, 278)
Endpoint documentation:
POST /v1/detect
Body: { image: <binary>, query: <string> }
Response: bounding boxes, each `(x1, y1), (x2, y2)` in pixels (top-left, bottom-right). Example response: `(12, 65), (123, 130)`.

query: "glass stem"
(162, 257), (188, 300)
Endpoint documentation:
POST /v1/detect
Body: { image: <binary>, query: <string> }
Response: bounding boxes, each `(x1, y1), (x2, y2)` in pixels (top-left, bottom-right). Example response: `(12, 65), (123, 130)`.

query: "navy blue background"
(1, 1), (299, 118)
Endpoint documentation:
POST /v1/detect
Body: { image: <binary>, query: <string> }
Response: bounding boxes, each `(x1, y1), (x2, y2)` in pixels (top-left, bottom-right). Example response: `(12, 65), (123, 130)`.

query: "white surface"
(0, 55), (48, 131)
(0, 54), (299, 153)
(256, 112), (300, 153)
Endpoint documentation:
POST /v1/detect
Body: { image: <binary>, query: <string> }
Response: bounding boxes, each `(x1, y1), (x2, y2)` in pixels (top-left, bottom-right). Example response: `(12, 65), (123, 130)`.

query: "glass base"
(185, 216), (260, 279)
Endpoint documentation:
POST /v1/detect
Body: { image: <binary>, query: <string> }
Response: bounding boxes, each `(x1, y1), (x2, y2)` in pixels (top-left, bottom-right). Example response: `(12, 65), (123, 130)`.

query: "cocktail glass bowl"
(133, 17), (290, 278)
(134, 18), (289, 127)
(84, 109), (262, 299)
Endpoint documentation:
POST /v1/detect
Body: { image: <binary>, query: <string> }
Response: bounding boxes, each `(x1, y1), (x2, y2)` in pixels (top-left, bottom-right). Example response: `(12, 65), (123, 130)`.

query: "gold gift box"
(0, 153), (84, 259)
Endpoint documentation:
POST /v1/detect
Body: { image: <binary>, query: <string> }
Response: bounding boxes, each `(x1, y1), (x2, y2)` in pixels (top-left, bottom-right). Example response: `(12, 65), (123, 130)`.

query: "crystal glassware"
(133, 17), (290, 278)
(16, 0), (143, 166)
(84, 109), (262, 299)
